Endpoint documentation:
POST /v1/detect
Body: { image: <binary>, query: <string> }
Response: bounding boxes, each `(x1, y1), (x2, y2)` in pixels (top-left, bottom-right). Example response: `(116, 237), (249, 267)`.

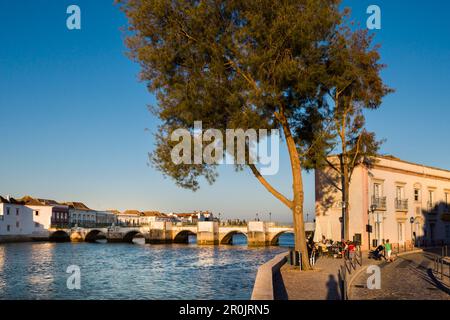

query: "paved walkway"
(278, 256), (352, 300)
(349, 252), (450, 300)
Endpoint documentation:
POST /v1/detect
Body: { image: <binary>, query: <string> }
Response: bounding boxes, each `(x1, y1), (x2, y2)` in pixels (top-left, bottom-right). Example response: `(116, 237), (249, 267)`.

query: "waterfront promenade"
(278, 256), (345, 300)
(349, 251), (450, 300)
(276, 250), (450, 300)
(277, 254), (381, 300)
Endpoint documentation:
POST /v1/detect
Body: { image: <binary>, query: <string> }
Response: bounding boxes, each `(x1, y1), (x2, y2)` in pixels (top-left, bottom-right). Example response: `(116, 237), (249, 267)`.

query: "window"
(16, 208), (19, 216)
(35, 210), (39, 216)
(398, 223), (403, 241)
(7, 225), (10, 232)
(6, 207), (10, 215)
(414, 189), (420, 202)
(373, 183), (382, 198)
(428, 190), (434, 204)
(396, 186), (405, 200)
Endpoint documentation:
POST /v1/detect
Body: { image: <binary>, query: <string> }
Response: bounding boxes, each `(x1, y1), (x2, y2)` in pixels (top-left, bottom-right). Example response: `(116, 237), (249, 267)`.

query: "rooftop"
(63, 202), (92, 211)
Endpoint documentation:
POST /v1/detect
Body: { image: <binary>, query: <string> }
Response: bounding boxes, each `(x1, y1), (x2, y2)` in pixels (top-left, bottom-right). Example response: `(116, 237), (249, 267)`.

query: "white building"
(315, 155), (450, 249)
(0, 195), (63, 240)
(114, 210), (142, 226)
(166, 211), (214, 224)
(0, 196), (32, 238)
(20, 196), (68, 235)
(140, 211), (172, 225)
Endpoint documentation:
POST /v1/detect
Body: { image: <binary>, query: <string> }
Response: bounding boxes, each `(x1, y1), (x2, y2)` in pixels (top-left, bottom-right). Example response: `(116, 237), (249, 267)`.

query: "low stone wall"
(0, 235), (38, 243)
(251, 252), (287, 300)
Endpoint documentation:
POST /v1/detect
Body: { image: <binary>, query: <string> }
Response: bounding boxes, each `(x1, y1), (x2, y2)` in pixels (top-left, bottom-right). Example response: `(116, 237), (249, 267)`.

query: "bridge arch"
(270, 230), (294, 246)
(84, 229), (106, 242)
(220, 230), (248, 245)
(49, 230), (70, 242)
(173, 230), (197, 244)
(123, 230), (144, 243)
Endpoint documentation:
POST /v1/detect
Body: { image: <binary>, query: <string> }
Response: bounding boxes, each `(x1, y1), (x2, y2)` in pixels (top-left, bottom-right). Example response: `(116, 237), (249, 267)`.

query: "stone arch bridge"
(49, 221), (293, 246)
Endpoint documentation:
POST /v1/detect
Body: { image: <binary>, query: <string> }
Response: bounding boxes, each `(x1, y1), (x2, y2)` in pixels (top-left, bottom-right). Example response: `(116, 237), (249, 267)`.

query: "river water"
(0, 234), (293, 300)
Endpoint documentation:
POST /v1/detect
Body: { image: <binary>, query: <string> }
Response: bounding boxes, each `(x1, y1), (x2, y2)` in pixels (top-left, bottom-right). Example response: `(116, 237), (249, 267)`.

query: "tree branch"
(248, 164), (293, 209)
(322, 172), (343, 192)
(349, 133), (363, 173)
(325, 158), (341, 175)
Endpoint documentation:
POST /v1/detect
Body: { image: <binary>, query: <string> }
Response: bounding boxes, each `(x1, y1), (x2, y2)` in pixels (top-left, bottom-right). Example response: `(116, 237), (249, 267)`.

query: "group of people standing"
(370, 239), (394, 262)
(307, 236), (359, 262)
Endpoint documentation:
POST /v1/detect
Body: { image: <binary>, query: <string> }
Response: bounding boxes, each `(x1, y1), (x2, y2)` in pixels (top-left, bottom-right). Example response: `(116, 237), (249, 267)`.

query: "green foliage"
(301, 20), (394, 178)
(118, 0), (342, 189)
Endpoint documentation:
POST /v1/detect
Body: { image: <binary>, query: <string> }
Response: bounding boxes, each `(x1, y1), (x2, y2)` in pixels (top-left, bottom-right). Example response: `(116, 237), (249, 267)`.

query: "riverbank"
(0, 235), (49, 243)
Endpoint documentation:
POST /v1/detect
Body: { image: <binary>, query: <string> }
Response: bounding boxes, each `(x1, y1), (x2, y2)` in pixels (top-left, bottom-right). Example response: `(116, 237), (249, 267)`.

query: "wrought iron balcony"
(371, 196), (386, 210)
(395, 198), (408, 211)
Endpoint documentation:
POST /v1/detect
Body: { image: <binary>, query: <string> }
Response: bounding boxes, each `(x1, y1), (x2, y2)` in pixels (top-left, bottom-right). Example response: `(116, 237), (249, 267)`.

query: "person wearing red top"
(348, 242), (356, 261)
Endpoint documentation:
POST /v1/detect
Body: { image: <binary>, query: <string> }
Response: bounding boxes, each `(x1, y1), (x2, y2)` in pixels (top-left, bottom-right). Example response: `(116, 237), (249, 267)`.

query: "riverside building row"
(0, 195), (214, 242)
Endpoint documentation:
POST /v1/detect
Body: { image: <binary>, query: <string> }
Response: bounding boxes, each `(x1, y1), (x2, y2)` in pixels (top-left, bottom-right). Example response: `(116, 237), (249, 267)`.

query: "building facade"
(65, 202), (97, 227)
(115, 210), (142, 226)
(315, 156), (450, 249)
(0, 196), (33, 237)
(0, 196), (61, 240)
(140, 211), (172, 225)
(95, 210), (117, 226)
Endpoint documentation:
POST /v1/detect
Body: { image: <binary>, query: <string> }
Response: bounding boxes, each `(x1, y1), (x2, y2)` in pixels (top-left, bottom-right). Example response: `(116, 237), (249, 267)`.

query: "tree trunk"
(277, 110), (311, 270)
(339, 153), (350, 241)
(292, 187), (311, 270)
(343, 168), (350, 241)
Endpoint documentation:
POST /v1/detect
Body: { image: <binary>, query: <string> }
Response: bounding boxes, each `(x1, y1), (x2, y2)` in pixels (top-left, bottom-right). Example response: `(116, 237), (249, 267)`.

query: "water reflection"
(0, 246), (5, 291)
(0, 233), (293, 300)
(27, 243), (55, 298)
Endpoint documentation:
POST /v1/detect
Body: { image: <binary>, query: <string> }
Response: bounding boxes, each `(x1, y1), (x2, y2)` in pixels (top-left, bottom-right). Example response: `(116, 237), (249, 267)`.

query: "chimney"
(6, 195), (11, 201)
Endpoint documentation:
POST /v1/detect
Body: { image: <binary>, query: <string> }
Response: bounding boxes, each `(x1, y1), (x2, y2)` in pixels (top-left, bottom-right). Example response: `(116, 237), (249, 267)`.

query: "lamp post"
(256, 213), (259, 221)
(340, 201), (347, 240)
(410, 216), (415, 248)
(368, 204), (377, 250)
(269, 212), (272, 222)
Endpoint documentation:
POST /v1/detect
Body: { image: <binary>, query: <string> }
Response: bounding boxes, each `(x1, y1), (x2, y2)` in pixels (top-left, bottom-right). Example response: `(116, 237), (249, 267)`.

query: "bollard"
(441, 257), (444, 280)
(296, 251), (301, 268)
(289, 249), (301, 267)
(289, 249), (301, 268)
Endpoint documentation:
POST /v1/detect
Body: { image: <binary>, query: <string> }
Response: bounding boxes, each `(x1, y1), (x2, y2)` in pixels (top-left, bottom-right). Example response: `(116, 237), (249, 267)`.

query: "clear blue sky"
(0, 1), (449, 223)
